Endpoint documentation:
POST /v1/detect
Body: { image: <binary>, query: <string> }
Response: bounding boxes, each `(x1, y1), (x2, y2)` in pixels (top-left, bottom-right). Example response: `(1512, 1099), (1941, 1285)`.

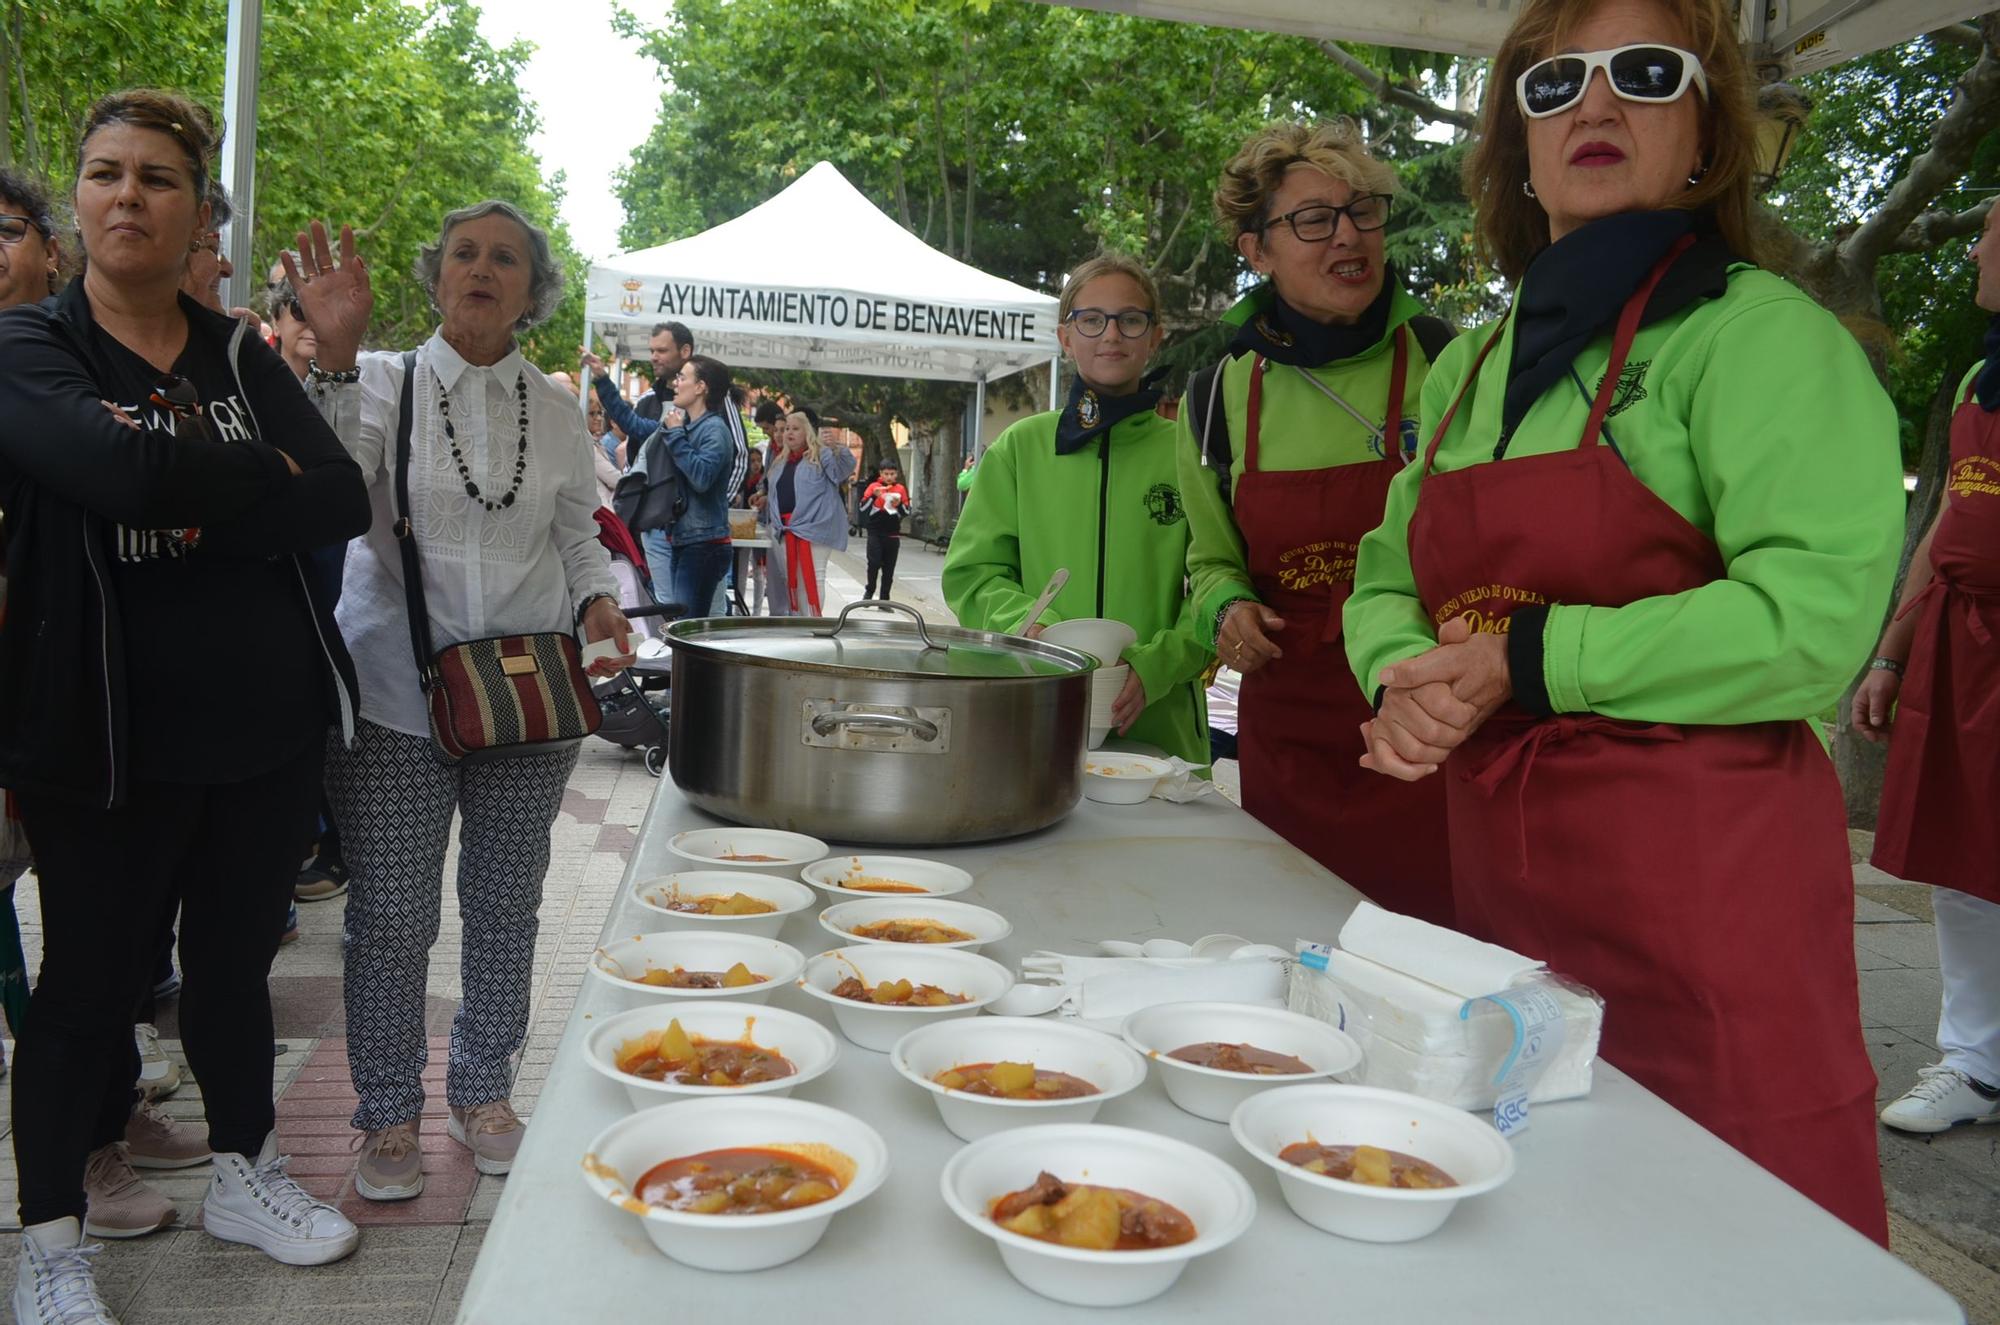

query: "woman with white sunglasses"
(1345, 0), (1902, 1242)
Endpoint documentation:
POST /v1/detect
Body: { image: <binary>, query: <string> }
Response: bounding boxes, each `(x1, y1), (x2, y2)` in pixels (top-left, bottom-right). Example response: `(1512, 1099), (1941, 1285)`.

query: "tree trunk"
(909, 407), (963, 543)
(1836, 369), (1959, 825)
(928, 69), (955, 255)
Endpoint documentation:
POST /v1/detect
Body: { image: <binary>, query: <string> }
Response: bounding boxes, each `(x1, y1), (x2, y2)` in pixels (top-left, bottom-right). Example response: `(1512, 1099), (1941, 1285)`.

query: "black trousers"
(864, 530), (901, 599)
(11, 741), (321, 1225)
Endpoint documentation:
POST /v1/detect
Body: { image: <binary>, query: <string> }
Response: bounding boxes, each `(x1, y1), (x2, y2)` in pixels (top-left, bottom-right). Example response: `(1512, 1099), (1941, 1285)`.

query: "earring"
(1688, 164), (1709, 186)
(1522, 181), (1538, 199)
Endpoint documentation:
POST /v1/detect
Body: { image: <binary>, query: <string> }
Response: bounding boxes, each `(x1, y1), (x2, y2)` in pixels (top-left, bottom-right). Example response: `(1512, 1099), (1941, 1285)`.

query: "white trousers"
(1936, 887), (2000, 1085)
(766, 535), (832, 617)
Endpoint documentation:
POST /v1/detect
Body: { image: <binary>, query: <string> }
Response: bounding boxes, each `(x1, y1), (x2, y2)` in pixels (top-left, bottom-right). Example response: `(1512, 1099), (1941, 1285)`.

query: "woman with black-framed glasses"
(943, 253), (1211, 764)
(0, 87), (372, 1316)
(1345, 0), (1900, 1242)
(1175, 119), (1458, 924)
(0, 168), (63, 309)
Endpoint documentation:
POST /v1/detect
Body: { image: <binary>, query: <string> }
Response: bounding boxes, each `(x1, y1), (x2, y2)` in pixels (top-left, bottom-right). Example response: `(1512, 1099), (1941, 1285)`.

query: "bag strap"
(1186, 357), (1234, 504)
(1405, 314), (1457, 365)
(390, 350), (438, 686)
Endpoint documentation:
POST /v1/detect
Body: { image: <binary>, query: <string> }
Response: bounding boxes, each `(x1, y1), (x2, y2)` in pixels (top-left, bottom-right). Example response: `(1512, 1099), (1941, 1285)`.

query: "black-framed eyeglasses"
(1257, 194), (1392, 243)
(1066, 307), (1156, 339)
(0, 214), (48, 247)
(1516, 44), (1708, 119)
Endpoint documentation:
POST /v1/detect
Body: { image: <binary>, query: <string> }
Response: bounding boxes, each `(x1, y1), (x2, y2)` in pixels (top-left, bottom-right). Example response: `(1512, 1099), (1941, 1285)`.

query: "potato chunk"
(871, 978), (914, 1005)
(711, 892), (774, 916)
(986, 1061), (1036, 1095)
(1351, 1144), (1393, 1188)
(999, 1204), (1053, 1238)
(1052, 1187), (1122, 1250)
(721, 962), (757, 988)
(658, 1018), (696, 1065)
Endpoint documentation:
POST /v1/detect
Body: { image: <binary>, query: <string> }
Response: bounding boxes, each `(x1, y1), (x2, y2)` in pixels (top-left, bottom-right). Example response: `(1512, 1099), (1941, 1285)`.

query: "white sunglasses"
(1516, 44), (1709, 120)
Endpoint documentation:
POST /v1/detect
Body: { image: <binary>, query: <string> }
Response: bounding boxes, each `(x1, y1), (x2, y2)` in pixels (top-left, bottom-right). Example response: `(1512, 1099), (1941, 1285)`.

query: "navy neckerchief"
(1054, 367), (1166, 455)
(1228, 270), (1396, 369)
(1503, 209), (1735, 438)
(1976, 314), (2000, 411)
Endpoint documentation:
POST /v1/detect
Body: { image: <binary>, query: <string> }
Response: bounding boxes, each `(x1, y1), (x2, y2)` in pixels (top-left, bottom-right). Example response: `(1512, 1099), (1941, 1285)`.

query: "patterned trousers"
(325, 720), (578, 1130)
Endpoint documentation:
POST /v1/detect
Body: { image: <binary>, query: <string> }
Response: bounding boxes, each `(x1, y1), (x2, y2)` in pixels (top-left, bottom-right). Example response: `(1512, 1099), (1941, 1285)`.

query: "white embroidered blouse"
(316, 332), (617, 737)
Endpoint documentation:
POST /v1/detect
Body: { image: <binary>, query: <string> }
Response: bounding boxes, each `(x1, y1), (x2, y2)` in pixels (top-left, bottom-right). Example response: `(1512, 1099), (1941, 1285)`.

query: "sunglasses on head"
(1516, 44), (1708, 120)
(149, 374), (217, 441)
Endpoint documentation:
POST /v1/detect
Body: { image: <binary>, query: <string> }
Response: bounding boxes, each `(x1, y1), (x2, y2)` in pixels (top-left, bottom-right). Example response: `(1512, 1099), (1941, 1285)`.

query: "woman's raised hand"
(283, 220), (372, 370)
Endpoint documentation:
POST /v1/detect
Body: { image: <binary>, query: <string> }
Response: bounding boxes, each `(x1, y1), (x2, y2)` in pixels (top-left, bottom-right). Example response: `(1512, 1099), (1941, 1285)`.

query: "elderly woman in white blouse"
(288, 202), (630, 1205)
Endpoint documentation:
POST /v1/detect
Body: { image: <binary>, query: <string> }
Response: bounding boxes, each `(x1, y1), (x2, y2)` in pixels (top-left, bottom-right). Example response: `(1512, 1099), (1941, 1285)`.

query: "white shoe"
(202, 1132), (358, 1266)
(12, 1218), (117, 1324)
(133, 1025), (180, 1103)
(1880, 1063), (2000, 1134)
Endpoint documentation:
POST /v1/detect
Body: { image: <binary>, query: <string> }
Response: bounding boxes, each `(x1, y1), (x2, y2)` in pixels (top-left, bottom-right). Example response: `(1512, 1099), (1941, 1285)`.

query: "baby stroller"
(590, 510), (681, 776)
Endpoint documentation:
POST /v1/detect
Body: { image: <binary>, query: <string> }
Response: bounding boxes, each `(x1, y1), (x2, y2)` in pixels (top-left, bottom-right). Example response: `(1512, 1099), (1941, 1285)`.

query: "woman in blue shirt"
(756, 409), (854, 615)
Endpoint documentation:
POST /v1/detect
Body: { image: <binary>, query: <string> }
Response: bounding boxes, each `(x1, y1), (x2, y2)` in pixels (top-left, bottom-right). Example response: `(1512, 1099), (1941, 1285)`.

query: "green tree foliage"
(0, 0), (585, 367)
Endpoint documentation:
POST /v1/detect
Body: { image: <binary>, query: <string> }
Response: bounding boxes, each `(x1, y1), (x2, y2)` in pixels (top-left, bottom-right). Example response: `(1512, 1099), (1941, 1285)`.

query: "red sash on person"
(781, 512), (823, 616)
(1873, 375), (2000, 903)
(1404, 237), (1886, 1244)
(1232, 327), (1454, 926)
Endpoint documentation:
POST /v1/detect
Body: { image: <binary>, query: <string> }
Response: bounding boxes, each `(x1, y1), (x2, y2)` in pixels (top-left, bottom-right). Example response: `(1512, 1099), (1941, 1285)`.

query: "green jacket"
(1345, 265), (1904, 724)
(1177, 285), (1440, 644)
(956, 463), (977, 493)
(942, 408), (1211, 764)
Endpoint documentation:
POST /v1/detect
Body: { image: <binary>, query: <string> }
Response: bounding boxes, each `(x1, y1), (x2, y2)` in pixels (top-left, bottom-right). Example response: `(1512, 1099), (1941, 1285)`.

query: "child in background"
(860, 462), (912, 600)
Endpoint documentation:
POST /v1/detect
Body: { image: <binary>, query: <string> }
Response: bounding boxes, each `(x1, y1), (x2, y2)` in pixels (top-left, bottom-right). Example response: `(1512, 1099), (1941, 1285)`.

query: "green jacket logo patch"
(1595, 360), (1651, 418)
(1145, 483), (1185, 526)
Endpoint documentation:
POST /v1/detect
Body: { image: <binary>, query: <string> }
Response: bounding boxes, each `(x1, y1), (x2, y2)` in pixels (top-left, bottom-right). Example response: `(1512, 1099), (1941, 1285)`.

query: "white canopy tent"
(1026, 0), (1992, 76)
(583, 161), (1061, 437)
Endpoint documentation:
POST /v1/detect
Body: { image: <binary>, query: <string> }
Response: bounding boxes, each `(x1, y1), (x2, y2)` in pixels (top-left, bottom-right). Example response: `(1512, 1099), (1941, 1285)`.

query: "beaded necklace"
(437, 370), (530, 510)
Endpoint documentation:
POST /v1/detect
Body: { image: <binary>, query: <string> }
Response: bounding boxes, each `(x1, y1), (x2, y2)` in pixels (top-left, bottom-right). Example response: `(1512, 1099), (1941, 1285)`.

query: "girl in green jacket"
(942, 255), (1210, 765)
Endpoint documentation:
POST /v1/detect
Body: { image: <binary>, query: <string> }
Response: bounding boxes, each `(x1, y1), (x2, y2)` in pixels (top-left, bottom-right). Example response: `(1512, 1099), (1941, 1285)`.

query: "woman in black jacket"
(0, 89), (371, 1319)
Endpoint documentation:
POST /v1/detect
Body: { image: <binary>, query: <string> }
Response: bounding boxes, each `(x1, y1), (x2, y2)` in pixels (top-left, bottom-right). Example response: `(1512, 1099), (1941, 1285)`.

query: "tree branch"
(1844, 15), (2000, 268)
(1886, 198), (1995, 252)
(1317, 41), (1476, 132)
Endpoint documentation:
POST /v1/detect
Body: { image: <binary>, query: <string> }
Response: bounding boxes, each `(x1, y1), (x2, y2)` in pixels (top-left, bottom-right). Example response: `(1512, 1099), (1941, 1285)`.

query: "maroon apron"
(1406, 243), (1887, 1244)
(1235, 327), (1455, 927)
(1873, 375), (2000, 903)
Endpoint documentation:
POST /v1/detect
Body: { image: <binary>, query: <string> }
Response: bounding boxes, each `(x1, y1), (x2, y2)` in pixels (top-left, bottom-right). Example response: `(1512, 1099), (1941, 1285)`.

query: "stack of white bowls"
(1041, 618), (1138, 750)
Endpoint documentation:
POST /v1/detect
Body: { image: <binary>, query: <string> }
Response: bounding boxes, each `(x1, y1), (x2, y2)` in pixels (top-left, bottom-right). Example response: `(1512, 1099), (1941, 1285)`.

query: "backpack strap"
(1185, 356), (1235, 505)
(1405, 315), (1458, 365)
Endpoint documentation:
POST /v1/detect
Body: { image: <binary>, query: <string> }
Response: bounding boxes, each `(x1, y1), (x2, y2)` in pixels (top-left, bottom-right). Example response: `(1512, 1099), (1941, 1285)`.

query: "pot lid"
(665, 603), (1094, 679)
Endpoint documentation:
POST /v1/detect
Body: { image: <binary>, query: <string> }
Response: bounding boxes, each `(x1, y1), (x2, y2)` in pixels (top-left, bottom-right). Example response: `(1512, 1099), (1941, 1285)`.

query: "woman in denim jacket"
(756, 408), (854, 615)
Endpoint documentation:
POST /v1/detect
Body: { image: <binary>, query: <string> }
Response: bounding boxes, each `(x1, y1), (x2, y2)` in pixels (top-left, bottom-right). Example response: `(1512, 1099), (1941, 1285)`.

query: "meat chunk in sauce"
(848, 918), (975, 944)
(637, 1147), (842, 1214)
(655, 890), (776, 916)
(989, 1172), (1196, 1250)
(933, 1061), (1097, 1100)
(1167, 1040), (1313, 1075)
(613, 1018), (796, 1087)
(827, 976), (969, 1007)
(1279, 1141), (1456, 1189)
(633, 962), (764, 989)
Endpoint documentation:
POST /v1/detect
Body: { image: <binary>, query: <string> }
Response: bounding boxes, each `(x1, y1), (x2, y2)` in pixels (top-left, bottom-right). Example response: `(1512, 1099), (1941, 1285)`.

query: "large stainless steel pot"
(665, 602), (1094, 844)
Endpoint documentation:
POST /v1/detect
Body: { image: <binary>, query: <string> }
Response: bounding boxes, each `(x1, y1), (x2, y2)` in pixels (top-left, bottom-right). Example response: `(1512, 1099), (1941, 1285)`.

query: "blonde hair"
(1058, 253), (1161, 321)
(783, 410), (823, 465)
(1463, 0), (1774, 281)
(1214, 120), (1398, 238)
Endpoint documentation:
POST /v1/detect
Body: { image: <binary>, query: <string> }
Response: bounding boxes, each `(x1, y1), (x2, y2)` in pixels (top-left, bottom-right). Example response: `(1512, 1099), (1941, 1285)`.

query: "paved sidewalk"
(0, 550), (1994, 1321)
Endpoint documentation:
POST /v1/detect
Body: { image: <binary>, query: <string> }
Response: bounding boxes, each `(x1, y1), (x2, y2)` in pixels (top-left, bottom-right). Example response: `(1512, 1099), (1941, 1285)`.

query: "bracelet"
(575, 592), (617, 630)
(306, 358), (360, 385)
(1870, 657), (1906, 677)
(1212, 597), (1252, 646)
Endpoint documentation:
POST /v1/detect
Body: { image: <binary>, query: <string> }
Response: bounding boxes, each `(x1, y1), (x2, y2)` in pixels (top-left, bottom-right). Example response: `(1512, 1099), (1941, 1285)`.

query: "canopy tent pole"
(971, 374), (986, 458)
(578, 312), (593, 418)
(1047, 358), (1060, 410)
(220, 0), (262, 309)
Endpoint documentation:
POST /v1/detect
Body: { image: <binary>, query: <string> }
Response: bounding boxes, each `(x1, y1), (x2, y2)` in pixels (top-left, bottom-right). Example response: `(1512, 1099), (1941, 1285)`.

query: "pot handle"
(815, 600), (944, 652)
(808, 709), (943, 743)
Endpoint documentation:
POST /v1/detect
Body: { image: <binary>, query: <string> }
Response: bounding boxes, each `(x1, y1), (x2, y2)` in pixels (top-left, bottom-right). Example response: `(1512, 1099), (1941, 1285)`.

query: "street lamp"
(1754, 81), (1813, 193)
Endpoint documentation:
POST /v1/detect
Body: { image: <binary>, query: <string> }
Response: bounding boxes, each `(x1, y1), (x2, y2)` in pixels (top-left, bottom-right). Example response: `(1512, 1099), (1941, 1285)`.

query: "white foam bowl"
(580, 1096), (888, 1272)
(667, 826), (829, 871)
(589, 932), (805, 1007)
(818, 896), (1012, 953)
(891, 1017), (1148, 1141)
(798, 945), (1014, 1051)
(798, 854), (974, 901)
(630, 870), (818, 939)
(1229, 1084), (1515, 1242)
(1121, 1002), (1363, 1122)
(584, 1000), (840, 1111)
(940, 1123), (1256, 1307)
(1041, 618), (1138, 666)
(1083, 753), (1170, 805)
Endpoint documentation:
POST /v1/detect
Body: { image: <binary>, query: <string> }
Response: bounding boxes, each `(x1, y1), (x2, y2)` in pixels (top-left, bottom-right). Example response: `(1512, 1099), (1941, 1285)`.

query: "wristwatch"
(1869, 657), (1905, 677)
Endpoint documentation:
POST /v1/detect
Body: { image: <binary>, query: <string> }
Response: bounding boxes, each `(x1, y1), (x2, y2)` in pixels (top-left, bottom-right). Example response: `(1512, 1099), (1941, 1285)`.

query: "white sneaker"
(1880, 1063), (2000, 1134)
(133, 1025), (180, 1102)
(12, 1217), (117, 1324)
(202, 1132), (358, 1266)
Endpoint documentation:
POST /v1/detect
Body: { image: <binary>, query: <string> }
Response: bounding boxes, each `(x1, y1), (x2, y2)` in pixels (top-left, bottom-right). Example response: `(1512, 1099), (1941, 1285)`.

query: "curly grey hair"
(414, 199), (564, 331)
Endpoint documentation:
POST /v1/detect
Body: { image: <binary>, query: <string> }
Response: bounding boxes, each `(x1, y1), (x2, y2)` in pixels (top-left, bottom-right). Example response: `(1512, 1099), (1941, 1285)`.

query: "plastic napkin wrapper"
(1287, 902), (1604, 1113)
(995, 936), (1288, 1032)
(1149, 758), (1218, 803)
